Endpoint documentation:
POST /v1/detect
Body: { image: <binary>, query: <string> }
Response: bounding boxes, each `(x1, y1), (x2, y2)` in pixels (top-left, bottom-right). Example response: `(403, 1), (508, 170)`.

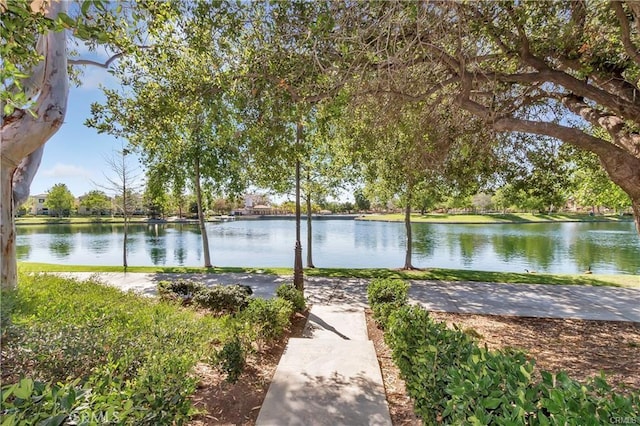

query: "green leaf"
(81, 1), (91, 16)
(13, 378), (33, 400)
(519, 364), (531, 381)
(40, 414), (67, 426)
(537, 411), (550, 426)
(58, 13), (75, 28)
(1, 413), (16, 426)
(483, 397), (502, 410)
(1, 384), (15, 403)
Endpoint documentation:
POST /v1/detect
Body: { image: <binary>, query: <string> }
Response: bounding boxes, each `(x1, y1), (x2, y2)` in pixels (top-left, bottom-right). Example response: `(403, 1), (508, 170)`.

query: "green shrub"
(157, 279), (205, 303)
(193, 285), (252, 314)
(276, 284), (306, 312)
(532, 371), (640, 425)
(214, 338), (246, 384)
(367, 278), (410, 327)
(241, 298), (294, 346)
(386, 305), (475, 422)
(383, 303), (640, 425)
(2, 273), (222, 424)
(441, 346), (537, 424)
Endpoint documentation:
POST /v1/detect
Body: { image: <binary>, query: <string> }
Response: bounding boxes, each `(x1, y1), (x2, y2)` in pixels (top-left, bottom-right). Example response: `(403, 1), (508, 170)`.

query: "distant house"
(31, 194), (49, 215)
(231, 194), (287, 215)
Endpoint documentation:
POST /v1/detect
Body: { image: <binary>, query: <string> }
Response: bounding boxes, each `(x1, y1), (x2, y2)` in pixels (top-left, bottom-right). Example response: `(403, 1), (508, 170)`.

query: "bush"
(383, 303), (640, 425)
(367, 278), (410, 327)
(2, 273), (221, 424)
(214, 338), (246, 384)
(240, 298), (294, 346)
(157, 279), (205, 303)
(276, 284), (306, 312)
(193, 285), (252, 314)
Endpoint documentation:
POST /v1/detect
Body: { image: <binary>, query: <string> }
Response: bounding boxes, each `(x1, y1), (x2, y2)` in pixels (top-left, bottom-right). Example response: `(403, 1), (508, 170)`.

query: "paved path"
(256, 305), (392, 425)
(56, 272), (640, 322)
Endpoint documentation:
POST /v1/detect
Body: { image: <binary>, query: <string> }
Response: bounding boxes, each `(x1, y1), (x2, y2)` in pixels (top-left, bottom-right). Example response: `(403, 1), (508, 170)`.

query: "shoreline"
(14, 213), (633, 226)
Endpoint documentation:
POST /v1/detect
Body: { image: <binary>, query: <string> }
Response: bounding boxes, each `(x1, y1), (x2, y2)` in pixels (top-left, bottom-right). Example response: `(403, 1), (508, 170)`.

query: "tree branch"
(68, 53), (125, 69)
(611, 1), (640, 66)
(455, 94), (640, 199)
(68, 46), (150, 69)
(562, 94), (640, 156)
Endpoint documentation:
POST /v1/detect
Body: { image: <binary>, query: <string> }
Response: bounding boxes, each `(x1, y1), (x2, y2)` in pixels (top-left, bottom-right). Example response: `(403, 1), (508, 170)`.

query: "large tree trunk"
(306, 194), (315, 268)
(1, 166), (18, 289)
(194, 158), (212, 268)
(0, 0), (69, 289)
(403, 193), (414, 270)
(632, 199), (640, 235)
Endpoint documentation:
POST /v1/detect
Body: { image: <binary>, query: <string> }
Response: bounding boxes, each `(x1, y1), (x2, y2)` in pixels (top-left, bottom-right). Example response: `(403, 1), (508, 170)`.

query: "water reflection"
(411, 225), (435, 259)
(14, 220), (640, 274)
(49, 235), (72, 259)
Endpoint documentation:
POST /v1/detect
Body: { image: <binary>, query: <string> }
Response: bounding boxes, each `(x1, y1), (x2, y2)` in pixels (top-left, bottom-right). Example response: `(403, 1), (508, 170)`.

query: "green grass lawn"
(15, 216), (150, 225)
(359, 212), (633, 224)
(18, 262), (640, 288)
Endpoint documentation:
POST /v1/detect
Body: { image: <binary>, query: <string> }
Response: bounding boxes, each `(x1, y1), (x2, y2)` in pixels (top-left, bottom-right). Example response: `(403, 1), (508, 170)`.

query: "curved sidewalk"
(55, 272), (640, 322)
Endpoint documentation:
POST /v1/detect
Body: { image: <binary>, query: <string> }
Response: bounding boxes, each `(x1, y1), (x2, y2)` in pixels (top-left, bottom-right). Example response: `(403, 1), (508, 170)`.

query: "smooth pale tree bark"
(1, 0), (69, 289)
(194, 157), (212, 268)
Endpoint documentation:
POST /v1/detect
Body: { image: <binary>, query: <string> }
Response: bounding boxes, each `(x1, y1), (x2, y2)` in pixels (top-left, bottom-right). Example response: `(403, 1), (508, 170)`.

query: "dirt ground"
(188, 311), (309, 426)
(189, 309), (639, 425)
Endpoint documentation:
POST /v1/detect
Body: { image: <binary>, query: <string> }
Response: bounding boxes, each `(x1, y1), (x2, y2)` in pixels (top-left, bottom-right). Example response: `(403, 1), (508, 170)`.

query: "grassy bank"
(18, 262), (640, 288)
(1, 273), (221, 424)
(1, 273), (302, 424)
(15, 216), (151, 225)
(358, 212), (633, 224)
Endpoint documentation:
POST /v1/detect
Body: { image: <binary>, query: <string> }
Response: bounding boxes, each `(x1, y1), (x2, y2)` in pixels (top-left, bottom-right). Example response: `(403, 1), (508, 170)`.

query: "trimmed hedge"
(367, 278), (409, 328)
(193, 285), (252, 314)
(158, 279), (252, 314)
(368, 278), (640, 424)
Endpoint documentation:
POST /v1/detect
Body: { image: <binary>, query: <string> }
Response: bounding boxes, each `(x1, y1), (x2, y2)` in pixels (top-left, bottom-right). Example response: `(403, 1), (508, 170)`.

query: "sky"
(28, 42), (352, 204)
(29, 59), (133, 198)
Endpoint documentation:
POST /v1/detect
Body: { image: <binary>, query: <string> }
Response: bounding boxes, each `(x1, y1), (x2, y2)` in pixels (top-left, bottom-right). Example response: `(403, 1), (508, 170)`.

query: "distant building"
(31, 194), (49, 215)
(231, 193), (287, 215)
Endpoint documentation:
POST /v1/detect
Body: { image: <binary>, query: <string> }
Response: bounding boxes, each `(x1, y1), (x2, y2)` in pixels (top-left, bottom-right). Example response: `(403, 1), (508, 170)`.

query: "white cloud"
(76, 66), (118, 91)
(41, 163), (93, 179)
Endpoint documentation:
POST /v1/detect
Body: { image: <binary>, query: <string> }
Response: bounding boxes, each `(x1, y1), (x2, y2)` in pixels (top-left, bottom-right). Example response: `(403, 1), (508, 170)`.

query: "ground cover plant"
(0, 274), (303, 424)
(367, 278), (640, 425)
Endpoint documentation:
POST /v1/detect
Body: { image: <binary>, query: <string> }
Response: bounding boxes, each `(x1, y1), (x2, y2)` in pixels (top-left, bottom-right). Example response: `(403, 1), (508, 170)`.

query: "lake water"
(16, 219), (640, 274)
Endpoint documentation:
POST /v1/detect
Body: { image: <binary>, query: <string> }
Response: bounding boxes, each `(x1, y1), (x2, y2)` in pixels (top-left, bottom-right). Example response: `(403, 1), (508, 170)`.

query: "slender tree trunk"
(1, 165), (17, 289)
(403, 193), (414, 270)
(122, 186), (128, 270)
(194, 158), (212, 268)
(306, 193), (314, 268)
(293, 123), (304, 292)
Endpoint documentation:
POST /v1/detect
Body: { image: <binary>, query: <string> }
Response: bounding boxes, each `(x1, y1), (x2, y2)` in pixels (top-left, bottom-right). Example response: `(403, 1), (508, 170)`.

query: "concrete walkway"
(56, 272), (640, 322)
(256, 305), (392, 425)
